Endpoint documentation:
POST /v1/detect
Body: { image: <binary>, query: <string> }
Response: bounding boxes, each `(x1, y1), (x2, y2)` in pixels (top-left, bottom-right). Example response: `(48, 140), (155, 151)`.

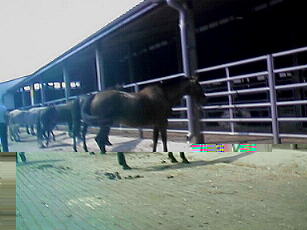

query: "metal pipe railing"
(199, 71), (268, 85)
(196, 55), (267, 73)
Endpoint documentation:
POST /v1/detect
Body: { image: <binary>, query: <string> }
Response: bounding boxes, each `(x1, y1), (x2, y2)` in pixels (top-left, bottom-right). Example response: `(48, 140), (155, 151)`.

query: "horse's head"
(46, 104), (58, 124)
(186, 76), (206, 105)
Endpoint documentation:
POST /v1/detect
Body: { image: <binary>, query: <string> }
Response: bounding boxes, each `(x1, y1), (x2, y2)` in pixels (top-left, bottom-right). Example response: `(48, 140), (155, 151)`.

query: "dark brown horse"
(81, 76), (205, 169)
(79, 94), (112, 152)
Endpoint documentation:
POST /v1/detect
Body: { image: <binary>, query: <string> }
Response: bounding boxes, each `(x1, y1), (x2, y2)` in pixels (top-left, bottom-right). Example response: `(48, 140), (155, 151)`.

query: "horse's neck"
(164, 83), (188, 106)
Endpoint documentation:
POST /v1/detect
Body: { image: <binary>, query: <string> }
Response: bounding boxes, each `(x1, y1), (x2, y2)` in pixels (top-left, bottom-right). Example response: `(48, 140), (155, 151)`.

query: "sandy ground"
(15, 145), (307, 229)
(9, 127), (307, 153)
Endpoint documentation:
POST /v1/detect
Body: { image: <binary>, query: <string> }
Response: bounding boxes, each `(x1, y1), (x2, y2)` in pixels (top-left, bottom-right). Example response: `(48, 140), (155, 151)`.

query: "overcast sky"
(0, 0), (143, 83)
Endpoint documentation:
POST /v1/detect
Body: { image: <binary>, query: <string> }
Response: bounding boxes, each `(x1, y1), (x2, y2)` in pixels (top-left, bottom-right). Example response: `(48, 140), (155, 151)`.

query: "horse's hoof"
(182, 159), (190, 164)
(100, 152), (106, 155)
(40, 145), (46, 149)
(123, 165), (131, 170)
(170, 158), (178, 163)
(89, 152), (95, 155)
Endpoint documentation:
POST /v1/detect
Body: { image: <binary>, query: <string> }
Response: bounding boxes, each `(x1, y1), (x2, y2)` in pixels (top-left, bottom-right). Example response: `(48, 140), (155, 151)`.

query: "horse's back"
(24, 107), (47, 125)
(9, 110), (26, 124)
(91, 89), (169, 126)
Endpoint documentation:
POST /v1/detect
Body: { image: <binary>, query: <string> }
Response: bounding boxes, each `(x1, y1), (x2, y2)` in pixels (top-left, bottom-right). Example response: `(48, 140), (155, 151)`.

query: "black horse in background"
(49, 99), (82, 151)
(36, 105), (58, 148)
(81, 76), (206, 169)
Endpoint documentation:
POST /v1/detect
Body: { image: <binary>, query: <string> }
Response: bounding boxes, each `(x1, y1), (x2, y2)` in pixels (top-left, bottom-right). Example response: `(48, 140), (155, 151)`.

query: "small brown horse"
(81, 76), (205, 169)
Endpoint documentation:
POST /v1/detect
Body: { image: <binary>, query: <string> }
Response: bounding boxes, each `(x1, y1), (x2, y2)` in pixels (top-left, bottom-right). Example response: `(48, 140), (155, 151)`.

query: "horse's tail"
(81, 94), (101, 126)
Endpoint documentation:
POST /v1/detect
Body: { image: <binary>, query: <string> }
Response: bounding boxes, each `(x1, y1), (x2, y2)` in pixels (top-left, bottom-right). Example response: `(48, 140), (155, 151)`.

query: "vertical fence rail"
(134, 83), (144, 139)
(266, 54), (281, 144)
(225, 67), (235, 133)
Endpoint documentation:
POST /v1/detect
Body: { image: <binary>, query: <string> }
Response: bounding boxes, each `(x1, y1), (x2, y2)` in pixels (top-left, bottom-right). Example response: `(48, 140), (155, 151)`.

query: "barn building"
(1, 0), (306, 143)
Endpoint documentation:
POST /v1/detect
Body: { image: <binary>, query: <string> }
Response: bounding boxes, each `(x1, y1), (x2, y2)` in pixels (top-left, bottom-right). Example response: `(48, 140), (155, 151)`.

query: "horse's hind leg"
(82, 123), (89, 152)
(31, 125), (35, 135)
(51, 130), (56, 141)
(168, 152), (178, 163)
(117, 152), (131, 170)
(160, 127), (168, 152)
(95, 127), (107, 153)
(26, 125), (30, 134)
(180, 152), (190, 164)
(152, 127), (159, 152)
(73, 135), (77, 152)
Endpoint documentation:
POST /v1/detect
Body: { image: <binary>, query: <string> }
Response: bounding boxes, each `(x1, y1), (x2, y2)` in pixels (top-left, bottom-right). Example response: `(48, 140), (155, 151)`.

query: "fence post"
(267, 54), (281, 144)
(225, 67), (235, 133)
(40, 81), (46, 106)
(134, 84), (144, 139)
(30, 84), (35, 106)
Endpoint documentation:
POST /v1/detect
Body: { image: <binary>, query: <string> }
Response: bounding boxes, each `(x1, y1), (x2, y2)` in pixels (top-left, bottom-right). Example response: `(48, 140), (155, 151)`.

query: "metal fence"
(122, 46), (307, 143)
(25, 46), (307, 143)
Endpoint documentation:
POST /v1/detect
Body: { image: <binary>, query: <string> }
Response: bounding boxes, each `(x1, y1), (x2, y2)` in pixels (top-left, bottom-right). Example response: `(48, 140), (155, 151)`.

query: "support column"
(63, 66), (71, 101)
(95, 46), (106, 91)
(40, 82), (46, 105)
(30, 84), (35, 106)
(127, 44), (135, 83)
(167, 0), (204, 144)
(21, 89), (26, 107)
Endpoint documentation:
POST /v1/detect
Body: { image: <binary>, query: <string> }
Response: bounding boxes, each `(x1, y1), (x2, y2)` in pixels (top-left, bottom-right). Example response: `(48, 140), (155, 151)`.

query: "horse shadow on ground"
(143, 151), (256, 172)
(45, 143), (72, 148)
(16, 159), (65, 167)
(110, 139), (143, 152)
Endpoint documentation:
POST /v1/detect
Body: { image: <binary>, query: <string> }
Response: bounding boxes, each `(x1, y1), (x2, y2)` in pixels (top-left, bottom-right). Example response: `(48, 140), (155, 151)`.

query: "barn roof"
(0, 76), (28, 100)
(5, 0), (271, 93)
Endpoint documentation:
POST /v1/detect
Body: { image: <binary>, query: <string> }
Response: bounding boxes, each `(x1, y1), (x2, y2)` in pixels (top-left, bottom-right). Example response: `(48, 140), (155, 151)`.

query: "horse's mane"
(160, 77), (189, 90)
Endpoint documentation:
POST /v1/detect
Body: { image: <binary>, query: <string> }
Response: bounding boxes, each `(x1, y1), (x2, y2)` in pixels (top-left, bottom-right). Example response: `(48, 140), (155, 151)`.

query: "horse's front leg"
(180, 152), (190, 164)
(117, 152), (131, 170)
(168, 152), (178, 163)
(152, 127), (159, 152)
(37, 125), (45, 148)
(45, 130), (51, 147)
(73, 135), (77, 152)
(68, 121), (73, 137)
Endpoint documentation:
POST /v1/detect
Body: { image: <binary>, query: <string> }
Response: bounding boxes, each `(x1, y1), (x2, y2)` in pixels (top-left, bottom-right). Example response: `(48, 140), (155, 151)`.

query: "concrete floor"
(16, 149), (307, 230)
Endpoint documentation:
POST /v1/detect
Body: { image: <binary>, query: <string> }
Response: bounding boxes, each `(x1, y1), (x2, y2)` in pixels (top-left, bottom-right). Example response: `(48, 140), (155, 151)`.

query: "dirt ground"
(8, 128), (307, 153)
(15, 141), (307, 230)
